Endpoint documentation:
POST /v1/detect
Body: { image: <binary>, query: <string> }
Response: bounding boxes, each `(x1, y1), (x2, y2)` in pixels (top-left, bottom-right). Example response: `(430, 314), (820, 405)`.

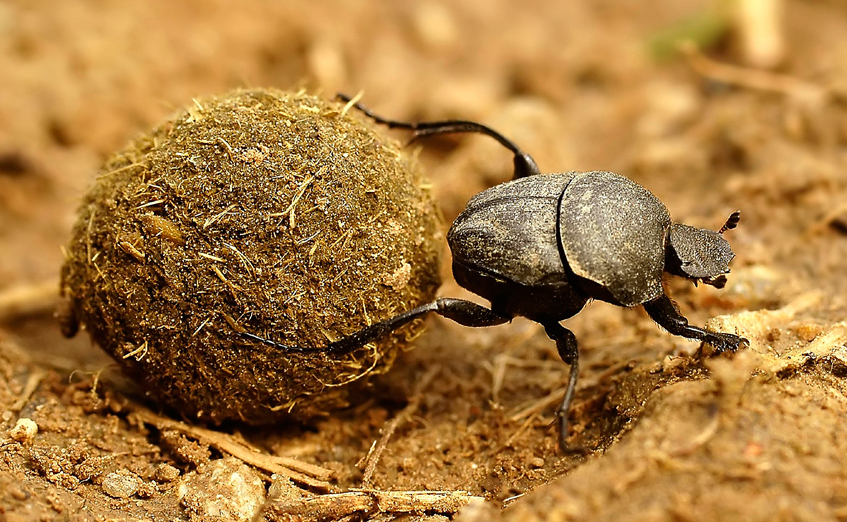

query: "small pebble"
(154, 463), (181, 483)
(795, 323), (823, 343)
(9, 418), (38, 444)
(529, 456), (546, 468)
(178, 458), (265, 522)
(102, 470), (141, 499)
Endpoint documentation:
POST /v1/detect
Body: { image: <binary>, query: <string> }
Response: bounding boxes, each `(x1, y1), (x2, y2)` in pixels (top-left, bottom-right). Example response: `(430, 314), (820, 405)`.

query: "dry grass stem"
(131, 407), (336, 490)
(10, 369), (47, 412)
(682, 43), (827, 102)
(0, 280), (60, 320)
(361, 366), (441, 487)
(270, 489), (482, 519)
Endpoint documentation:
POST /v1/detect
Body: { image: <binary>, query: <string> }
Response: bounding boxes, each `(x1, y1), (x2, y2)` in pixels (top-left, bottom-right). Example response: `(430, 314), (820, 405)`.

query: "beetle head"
(665, 211), (740, 288)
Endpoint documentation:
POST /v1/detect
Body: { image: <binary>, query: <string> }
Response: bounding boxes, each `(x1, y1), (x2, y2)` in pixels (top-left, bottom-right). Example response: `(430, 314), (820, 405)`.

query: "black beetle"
(243, 95), (748, 450)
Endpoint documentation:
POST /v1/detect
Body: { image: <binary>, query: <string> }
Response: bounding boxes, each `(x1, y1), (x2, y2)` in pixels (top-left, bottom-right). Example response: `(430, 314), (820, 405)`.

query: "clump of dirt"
(59, 89), (442, 424)
(503, 297), (847, 522)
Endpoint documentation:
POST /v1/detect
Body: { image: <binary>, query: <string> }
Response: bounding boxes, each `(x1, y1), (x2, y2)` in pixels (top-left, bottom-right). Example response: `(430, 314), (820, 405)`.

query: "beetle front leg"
(643, 294), (748, 353)
(241, 298), (510, 356)
(543, 322), (580, 452)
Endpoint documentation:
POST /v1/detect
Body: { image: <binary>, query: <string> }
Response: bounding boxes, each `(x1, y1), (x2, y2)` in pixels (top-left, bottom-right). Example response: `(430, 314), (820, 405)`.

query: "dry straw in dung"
(61, 89), (442, 424)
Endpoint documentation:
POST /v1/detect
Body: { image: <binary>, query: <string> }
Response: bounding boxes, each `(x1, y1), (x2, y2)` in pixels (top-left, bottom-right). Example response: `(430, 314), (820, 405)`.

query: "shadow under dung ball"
(60, 89), (442, 424)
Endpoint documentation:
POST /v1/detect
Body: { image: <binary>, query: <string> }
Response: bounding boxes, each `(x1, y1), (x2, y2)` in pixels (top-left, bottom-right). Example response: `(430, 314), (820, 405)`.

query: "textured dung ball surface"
(60, 89), (442, 423)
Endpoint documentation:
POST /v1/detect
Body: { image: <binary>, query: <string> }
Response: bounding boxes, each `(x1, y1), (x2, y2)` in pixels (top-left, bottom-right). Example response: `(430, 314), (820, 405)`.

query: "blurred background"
(0, 0), (845, 291)
(1, 0), (847, 520)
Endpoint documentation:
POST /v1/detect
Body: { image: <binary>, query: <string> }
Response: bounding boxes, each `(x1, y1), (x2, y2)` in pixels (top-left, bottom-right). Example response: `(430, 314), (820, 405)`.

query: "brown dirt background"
(1, 1), (847, 521)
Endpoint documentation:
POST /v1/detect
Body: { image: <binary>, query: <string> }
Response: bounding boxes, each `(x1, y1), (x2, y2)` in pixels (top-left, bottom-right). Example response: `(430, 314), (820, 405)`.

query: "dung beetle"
(243, 95), (748, 450)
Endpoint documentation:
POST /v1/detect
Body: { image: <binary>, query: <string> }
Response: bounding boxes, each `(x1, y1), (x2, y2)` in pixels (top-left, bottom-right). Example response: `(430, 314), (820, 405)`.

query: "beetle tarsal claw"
(705, 331), (747, 354)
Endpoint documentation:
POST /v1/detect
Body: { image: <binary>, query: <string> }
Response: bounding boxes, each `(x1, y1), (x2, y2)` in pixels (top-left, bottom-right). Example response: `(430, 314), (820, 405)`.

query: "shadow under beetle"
(243, 95), (749, 451)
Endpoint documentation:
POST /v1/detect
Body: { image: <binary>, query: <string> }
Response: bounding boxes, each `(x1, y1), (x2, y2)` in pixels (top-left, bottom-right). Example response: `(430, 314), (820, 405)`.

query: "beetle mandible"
(243, 94), (748, 450)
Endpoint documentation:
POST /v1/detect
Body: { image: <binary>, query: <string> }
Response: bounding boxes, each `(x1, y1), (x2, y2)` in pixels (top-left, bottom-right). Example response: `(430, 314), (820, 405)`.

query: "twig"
(502, 492), (526, 508)
(136, 199), (166, 209)
(0, 280), (60, 320)
(10, 369), (47, 412)
(328, 228), (354, 252)
(361, 366), (440, 487)
(203, 204), (237, 229)
(508, 357), (633, 422)
(118, 240), (145, 262)
(509, 387), (565, 422)
(122, 341), (148, 362)
(223, 242), (256, 275)
(681, 43), (827, 102)
(191, 316), (213, 337)
(211, 266), (242, 298)
(503, 411), (539, 448)
(86, 209), (96, 264)
(130, 408), (336, 490)
(216, 137), (236, 161)
(490, 355), (508, 405)
(270, 489), (483, 519)
(199, 252), (227, 263)
(269, 175), (315, 229)
(340, 90), (364, 117)
(97, 162), (145, 179)
(807, 202), (847, 235)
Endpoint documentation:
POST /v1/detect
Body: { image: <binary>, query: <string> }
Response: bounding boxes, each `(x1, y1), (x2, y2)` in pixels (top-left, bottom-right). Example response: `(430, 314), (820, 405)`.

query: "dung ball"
(60, 89), (442, 424)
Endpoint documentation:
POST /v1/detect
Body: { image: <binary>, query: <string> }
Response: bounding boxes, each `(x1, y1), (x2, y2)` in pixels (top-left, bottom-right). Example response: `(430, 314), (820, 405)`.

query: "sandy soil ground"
(2, 1), (847, 521)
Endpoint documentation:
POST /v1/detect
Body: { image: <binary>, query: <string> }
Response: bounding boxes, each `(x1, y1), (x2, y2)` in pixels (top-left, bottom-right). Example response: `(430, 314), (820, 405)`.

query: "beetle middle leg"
(542, 322), (580, 451)
(337, 93), (541, 179)
(643, 294), (748, 353)
(242, 297), (510, 356)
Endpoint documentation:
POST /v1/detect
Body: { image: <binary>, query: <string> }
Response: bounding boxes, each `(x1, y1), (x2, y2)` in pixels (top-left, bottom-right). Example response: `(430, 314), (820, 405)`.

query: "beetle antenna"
(336, 93), (541, 179)
(719, 210), (741, 234)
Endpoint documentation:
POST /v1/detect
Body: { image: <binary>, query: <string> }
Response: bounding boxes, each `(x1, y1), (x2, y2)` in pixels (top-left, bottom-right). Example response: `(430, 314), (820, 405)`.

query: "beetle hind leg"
(241, 298), (510, 356)
(336, 93), (541, 179)
(543, 322), (580, 452)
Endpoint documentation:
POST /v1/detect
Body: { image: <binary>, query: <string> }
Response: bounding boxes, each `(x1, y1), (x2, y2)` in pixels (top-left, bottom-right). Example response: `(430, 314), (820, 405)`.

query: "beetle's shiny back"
(447, 173), (588, 321)
(448, 173), (576, 288)
(558, 171), (670, 307)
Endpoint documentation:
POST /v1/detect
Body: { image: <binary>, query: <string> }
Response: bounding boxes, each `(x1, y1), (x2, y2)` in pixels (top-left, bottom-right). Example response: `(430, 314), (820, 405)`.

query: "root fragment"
(130, 407), (335, 490)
